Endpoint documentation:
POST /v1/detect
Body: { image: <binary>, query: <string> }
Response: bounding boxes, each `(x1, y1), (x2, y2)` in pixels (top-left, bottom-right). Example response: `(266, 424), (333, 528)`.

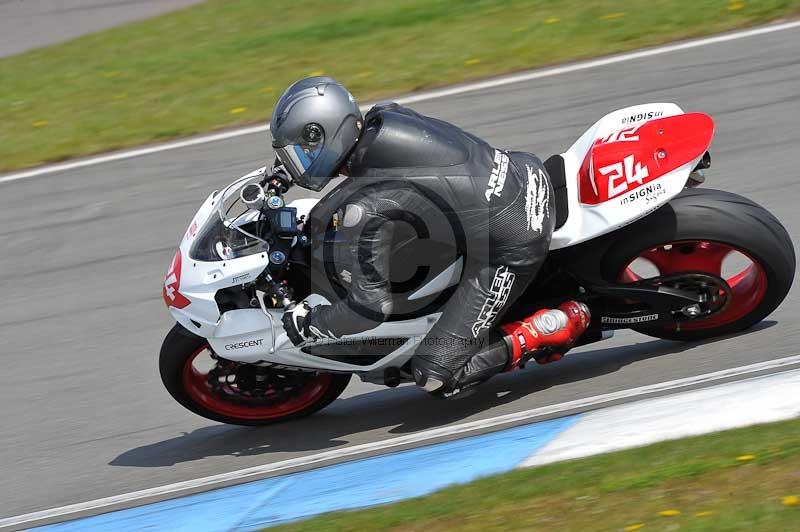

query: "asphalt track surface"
(1, 25), (799, 520)
(0, 0), (204, 57)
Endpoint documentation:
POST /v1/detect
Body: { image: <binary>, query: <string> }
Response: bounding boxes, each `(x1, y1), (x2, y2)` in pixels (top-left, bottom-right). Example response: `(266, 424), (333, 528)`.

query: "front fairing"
(163, 168), (273, 337)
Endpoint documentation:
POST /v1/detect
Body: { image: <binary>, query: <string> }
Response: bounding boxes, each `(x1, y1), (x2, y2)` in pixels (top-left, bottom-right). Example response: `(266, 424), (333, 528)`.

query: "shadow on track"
(111, 322), (776, 468)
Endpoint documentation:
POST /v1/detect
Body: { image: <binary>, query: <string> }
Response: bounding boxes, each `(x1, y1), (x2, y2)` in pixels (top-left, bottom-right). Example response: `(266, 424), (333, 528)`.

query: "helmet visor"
(275, 120), (326, 180)
(276, 142), (322, 178)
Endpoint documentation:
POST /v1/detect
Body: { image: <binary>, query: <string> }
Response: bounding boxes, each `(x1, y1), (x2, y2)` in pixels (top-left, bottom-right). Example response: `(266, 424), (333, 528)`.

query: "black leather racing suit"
(303, 103), (555, 392)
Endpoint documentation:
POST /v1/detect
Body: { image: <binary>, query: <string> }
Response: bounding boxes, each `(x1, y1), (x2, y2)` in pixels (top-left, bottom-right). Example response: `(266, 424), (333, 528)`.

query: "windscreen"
(188, 170), (272, 261)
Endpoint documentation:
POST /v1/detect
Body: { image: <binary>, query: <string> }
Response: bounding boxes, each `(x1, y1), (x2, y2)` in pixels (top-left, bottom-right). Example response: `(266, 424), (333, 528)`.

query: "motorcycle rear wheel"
(601, 188), (794, 341)
(160, 324), (351, 426)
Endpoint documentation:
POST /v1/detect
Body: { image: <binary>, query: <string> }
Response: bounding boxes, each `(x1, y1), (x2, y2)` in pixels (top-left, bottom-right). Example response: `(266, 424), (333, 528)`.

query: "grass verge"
(2, 0), (800, 172)
(269, 417), (800, 531)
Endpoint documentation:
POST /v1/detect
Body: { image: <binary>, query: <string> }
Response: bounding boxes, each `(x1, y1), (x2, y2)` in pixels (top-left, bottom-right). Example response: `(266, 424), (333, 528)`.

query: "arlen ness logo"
(484, 150), (510, 202)
(472, 266), (516, 337)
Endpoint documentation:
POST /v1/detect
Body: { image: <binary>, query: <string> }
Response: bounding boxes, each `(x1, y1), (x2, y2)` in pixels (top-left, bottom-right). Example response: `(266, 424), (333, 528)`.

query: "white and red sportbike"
(160, 103), (794, 425)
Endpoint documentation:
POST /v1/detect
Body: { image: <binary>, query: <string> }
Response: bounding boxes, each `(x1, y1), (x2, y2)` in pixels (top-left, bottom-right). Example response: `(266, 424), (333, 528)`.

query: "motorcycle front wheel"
(600, 188), (795, 341)
(160, 324), (351, 426)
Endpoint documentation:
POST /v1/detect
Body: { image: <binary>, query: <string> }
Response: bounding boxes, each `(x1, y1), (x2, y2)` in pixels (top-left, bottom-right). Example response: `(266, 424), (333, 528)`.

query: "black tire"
(159, 324), (351, 426)
(599, 188), (795, 341)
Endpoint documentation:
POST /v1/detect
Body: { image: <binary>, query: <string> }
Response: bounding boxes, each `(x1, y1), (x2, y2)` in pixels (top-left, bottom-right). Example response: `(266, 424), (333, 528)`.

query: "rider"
(275, 76), (590, 397)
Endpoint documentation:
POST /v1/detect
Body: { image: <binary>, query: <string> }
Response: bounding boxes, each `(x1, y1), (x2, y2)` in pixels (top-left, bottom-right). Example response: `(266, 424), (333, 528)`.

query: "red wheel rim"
(619, 240), (769, 330)
(182, 346), (332, 420)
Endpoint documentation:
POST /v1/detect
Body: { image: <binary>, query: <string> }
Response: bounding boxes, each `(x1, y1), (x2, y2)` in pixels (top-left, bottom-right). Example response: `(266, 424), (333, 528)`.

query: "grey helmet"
(270, 77), (363, 191)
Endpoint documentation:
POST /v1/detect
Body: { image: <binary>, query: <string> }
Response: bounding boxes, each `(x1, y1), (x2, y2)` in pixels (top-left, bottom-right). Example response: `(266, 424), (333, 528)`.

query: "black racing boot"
(412, 337), (511, 399)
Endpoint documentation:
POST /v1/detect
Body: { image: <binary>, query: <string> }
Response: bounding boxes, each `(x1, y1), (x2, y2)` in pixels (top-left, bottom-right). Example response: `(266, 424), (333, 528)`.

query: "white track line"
(1, 19), (799, 186)
(3, 354), (800, 529)
(521, 369), (800, 467)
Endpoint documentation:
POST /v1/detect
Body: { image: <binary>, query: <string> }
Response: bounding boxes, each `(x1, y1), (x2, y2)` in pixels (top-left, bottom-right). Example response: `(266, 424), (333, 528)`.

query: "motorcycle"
(160, 103), (795, 425)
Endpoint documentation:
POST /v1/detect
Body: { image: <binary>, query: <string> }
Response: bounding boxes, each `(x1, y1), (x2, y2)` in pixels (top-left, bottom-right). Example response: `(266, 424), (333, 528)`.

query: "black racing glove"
(283, 302), (340, 346)
(265, 163), (292, 194)
(282, 302), (313, 346)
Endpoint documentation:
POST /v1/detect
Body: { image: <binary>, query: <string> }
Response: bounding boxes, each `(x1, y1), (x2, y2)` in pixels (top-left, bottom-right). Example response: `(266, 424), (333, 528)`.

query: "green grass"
(269, 417), (800, 531)
(2, 0), (799, 172)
